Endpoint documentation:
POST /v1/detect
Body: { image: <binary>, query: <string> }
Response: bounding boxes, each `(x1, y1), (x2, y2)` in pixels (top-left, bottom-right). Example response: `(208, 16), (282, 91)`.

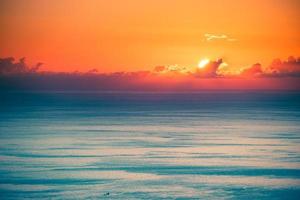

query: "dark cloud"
(0, 57), (42, 75)
(265, 56), (300, 77)
(87, 68), (99, 73)
(0, 56), (300, 91)
(195, 59), (223, 77)
(238, 56), (300, 78)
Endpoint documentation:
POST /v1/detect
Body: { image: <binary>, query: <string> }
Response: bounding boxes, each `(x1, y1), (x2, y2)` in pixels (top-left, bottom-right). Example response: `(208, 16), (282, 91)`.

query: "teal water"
(0, 91), (300, 199)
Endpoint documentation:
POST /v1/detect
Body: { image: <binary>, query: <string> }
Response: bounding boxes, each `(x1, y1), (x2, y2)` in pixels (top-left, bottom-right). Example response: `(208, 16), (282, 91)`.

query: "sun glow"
(198, 59), (210, 68)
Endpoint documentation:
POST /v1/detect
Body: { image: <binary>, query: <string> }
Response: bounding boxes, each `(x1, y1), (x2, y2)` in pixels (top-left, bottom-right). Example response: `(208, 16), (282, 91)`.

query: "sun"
(198, 59), (210, 69)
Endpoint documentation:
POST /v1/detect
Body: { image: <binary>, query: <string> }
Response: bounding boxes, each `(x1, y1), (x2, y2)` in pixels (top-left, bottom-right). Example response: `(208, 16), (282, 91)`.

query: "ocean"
(0, 91), (300, 199)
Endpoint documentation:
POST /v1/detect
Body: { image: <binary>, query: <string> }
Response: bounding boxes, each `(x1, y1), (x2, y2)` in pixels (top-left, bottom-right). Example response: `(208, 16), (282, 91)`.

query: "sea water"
(0, 91), (300, 199)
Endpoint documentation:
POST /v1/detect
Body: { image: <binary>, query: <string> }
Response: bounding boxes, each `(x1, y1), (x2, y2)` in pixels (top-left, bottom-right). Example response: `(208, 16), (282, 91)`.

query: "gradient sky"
(1, 0), (299, 72)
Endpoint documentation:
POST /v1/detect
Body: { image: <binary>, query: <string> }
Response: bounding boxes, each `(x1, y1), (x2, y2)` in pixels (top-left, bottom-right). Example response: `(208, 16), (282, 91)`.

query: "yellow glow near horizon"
(198, 59), (210, 69)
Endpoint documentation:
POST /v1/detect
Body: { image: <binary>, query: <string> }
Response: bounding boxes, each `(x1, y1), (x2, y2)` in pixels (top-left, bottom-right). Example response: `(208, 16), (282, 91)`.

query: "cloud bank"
(0, 56), (300, 91)
(239, 56), (300, 77)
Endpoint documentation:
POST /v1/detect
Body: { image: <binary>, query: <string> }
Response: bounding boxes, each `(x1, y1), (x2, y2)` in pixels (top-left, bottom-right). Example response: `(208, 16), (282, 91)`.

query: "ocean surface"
(0, 91), (300, 200)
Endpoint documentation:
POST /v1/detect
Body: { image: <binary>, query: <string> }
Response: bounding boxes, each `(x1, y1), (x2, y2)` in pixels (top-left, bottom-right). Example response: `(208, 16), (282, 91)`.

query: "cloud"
(87, 68), (99, 73)
(1, 56), (300, 91)
(235, 56), (300, 78)
(204, 34), (237, 42)
(238, 56), (300, 78)
(2, 56), (300, 79)
(240, 63), (263, 77)
(153, 66), (166, 73)
(0, 57), (42, 75)
(153, 59), (223, 77)
(153, 65), (189, 75)
(265, 56), (300, 77)
(195, 59), (223, 77)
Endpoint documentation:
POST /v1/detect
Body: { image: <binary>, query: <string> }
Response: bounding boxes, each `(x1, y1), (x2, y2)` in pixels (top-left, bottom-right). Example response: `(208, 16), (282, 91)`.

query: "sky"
(1, 0), (299, 73)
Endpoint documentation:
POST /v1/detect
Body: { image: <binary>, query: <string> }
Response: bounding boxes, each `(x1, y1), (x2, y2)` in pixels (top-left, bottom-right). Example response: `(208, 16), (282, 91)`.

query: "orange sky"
(1, 0), (299, 72)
